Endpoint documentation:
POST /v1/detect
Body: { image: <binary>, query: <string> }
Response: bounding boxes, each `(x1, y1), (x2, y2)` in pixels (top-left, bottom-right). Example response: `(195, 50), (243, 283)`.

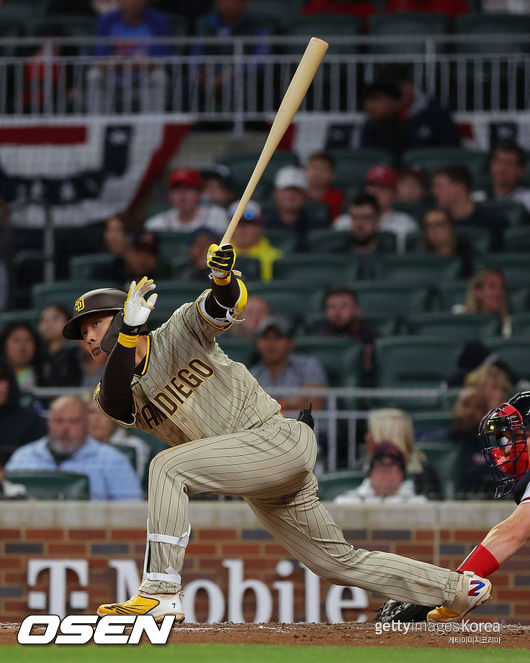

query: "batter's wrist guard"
(212, 277), (247, 324)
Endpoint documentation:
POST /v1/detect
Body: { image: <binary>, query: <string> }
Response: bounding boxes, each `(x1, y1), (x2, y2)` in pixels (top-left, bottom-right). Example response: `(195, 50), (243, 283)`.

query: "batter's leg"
(246, 473), (461, 606)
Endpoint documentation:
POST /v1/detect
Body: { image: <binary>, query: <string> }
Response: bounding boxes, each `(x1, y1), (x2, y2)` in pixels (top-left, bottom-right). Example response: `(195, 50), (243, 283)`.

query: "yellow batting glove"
(206, 243), (236, 284)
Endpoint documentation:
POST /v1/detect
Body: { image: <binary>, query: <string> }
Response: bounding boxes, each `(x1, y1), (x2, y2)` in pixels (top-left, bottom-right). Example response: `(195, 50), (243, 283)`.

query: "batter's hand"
(123, 277), (158, 329)
(207, 243), (236, 280)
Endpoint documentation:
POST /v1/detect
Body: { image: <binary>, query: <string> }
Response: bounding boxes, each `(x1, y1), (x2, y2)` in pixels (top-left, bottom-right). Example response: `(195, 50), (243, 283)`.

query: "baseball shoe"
(97, 593), (185, 623)
(427, 571), (492, 622)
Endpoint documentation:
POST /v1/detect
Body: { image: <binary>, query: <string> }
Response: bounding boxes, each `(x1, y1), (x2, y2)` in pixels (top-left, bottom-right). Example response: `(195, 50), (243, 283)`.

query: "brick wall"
(1, 502), (528, 623)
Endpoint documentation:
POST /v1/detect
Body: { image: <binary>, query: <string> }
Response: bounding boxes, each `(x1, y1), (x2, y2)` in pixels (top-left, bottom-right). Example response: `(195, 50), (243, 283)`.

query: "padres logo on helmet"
(74, 297), (85, 312)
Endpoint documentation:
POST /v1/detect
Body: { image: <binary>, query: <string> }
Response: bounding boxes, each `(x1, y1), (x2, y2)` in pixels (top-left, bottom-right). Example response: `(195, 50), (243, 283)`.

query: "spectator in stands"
(334, 444), (427, 504)
(202, 167), (238, 210)
(251, 316), (327, 411)
(87, 0), (171, 113)
(89, 228), (170, 288)
(484, 141), (530, 214)
(229, 294), (271, 340)
(180, 227), (220, 282)
(6, 396), (143, 501)
(431, 165), (506, 250)
(461, 267), (511, 338)
(145, 169), (228, 235)
(360, 82), (407, 158)
(386, 0), (469, 17)
(37, 304), (82, 387)
(230, 200), (283, 281)
(364, 408), (440, 499)
(446, 339), (518, 389)
(191, 0), (271, 103)
(86, 400), (150, 482)
(373, 63), (461, 149)
(420, 207), (474, 277)
(364, 165), (417, 252)
(334, 192), (394, 278)
(304, 152), (346, 222)
(464, 364), (514, 411)
(0, 357), (47, 463)
(263, 167), (316, 252)
(0, 322), (41, 392)
(395, 166), (430, 204)
(91, 0), (121, 13)
(103, 214), (129, 257)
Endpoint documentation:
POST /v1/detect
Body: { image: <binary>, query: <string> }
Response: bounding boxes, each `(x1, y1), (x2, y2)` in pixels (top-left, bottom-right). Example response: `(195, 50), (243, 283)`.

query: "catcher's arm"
(97, 277), (157, 424)
(201, 243), (247, 325)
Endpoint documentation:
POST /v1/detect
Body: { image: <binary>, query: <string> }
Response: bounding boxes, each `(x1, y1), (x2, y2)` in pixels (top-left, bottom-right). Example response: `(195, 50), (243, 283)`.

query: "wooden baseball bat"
(221, 37), (328, 245)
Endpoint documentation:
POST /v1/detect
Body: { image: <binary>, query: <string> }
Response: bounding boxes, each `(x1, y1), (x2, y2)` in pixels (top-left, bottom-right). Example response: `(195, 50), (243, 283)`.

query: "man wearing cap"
(231, 200), (283, 281)
(334, 445), (427, 505)
(250, 316), (327, 412)
(364, 165), (417, 252)
(145, 169), (228, 235)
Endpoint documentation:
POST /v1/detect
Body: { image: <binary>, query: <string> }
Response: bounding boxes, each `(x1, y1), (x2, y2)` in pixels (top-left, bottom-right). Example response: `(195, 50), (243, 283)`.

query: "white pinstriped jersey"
(101, 293), (281, 446)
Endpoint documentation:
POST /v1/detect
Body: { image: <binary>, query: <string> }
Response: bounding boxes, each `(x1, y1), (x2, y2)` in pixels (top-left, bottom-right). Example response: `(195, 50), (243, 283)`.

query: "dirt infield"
(1, 621), (529, 648)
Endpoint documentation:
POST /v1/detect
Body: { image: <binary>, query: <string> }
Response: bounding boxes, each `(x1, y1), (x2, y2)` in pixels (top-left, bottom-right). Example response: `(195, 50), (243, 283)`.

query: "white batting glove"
(123, 277), (158, 329)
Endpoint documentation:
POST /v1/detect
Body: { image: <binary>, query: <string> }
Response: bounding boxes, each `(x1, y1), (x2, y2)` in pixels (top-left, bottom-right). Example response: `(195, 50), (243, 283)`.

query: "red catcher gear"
(480, 393), (530, 498)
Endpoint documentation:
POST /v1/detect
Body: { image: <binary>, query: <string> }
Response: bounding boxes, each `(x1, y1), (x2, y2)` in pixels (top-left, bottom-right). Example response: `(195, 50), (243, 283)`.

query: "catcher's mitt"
(376, 600), (433, 623)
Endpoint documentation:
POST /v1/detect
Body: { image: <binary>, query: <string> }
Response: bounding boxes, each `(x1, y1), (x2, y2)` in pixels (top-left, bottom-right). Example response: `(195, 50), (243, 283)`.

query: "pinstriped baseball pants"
(138, 414), (461, 605)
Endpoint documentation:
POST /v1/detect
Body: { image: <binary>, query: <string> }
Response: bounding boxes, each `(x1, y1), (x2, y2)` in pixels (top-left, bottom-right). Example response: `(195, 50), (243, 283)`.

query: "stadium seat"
(4, 471), (90, 500)
(485, 337), (530, 381)
(273, 254), (357, 284)
(112, 444), (138, 472)
(215, 151), (299, 197)
(509, 286), (530, 314)
(476, 253), (530, 284)
(435, 280), (467, 311)
(402, 148), (488, 187)
(0, 19), (24, 56)
(283, 15), (362, 55)
(0, 309), (39, 332)
(393, 201), (429, 223)
(303, 313), (398, 338)
(247, 0), (306, 31)
(307, 229), (351, 253)
(511, 313), (530, 337)
(503, 226), (530, 253)
(317, 469), (366, 501)
(454, 14), (530, 55)
(216, 336), (256, 367)
(0, 0), (49, 20)
(303, 199), (330, 227)
(412, 411), (453, 437)
(155, 232), (194, 262)
(350, 281), (434, 317)
(70, 254), (116, 281)
(263, 229), (298, 254)
(478, 200), (528, 227)
(168, 256), (261, 282)
(405, 312), (501, 340)
(32, 281), (110, 310)
(376, 255), (462, 284)
(368, 12), (449, 54)
(328, 149), (395, 191)
(405, 226), (491, 256)
(154, 281), (207, 311)
(247, 281), (325, 324)
(293, 336), (363, 387)
(415, 442), (463, 500)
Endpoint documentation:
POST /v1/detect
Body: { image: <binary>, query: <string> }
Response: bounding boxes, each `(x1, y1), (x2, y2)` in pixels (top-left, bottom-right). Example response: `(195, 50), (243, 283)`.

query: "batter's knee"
(148, 447), (186, 486)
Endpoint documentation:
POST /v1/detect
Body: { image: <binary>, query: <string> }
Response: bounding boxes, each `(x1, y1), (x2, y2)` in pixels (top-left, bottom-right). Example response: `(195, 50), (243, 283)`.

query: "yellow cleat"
(427, 572), (492, 622)
(97, 593), (185, 623)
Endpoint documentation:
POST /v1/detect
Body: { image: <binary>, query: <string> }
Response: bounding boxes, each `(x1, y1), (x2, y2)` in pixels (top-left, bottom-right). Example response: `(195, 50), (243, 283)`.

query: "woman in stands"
(420, 207), (474, 277)
(463, 267), (511, 338)
(37, 304), (82, 388)
(0, 322), (41, 392)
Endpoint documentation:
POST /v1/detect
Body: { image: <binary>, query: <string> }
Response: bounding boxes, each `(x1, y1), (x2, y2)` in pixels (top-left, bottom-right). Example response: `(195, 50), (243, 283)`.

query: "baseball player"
(378, 391), (530, 623)
(62, 242), (491, 623)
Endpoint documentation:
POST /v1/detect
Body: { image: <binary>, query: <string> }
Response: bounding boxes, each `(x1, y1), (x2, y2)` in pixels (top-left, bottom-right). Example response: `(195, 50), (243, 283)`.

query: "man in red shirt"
(304, 152), (346, 222)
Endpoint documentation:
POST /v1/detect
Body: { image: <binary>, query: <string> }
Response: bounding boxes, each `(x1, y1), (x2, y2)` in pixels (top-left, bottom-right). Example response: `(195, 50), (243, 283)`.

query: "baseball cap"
(169, 168), (203, 189)
(274, 166), (307, 191)
(129, 228), (159, 255)
(256, 315), (293, 339)
(228, 199), (262, 223)
(366, 165), (398, 188)
(369, 444), (406, 474)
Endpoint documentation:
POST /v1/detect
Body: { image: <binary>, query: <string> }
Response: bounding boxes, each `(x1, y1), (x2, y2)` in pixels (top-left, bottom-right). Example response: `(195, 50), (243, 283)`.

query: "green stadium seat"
(412, 411), (453, 436)
(32, 281), (110, 310)
(303, 199), (330, 227)
(0, 0), (49, 20)
(216, 336), (256, 367)
(170, 255), (261, 282)
(486, 337), (530, 381)
(368, 12), (449, 54)
(0, 19), (24, 56)
(415, 442), (463, 500)
(247, 0), (306, 30)
(0, 309), (39, 332)
(328, 149), (394, 191)
(293, 336), (363, 387)
(439, 387), (461, 411)
(509, 287), (530, 314)
(454, 14), (530, 55)
(273, 254), (357, 284)
(154, 281), (206, 311)
(511, 313), (530, 337)
(70, 254), (116, 281)
(317, 469), (366, 501)
(376, 255), (462, 284)
(405, 226), (491, 255)
(303, 313), (398, 338)
(215, 151), (299, 197)
(154, 231), (194, 262)
(402, 148), (488, 186)
(503, 226), (530, 253)
(393, 201), (429, 222)
(405, 312), (501, 340)
(247, 281), (325, 324)
(112, 444), (138, 472)
(283, 15), (361, 54)
(4, 471), (90, 500)
(263, 229), (298, 254)
(476, 253), (530, 284)
(435, 281), (467, 311)
(478, 200), (527, 227)
(307, 229), (351, 253)
(350, 281), (434, 317)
